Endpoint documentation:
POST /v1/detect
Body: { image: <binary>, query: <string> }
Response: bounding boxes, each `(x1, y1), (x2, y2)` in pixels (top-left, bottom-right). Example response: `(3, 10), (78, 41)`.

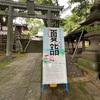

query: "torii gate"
(0, 0), (63, 57)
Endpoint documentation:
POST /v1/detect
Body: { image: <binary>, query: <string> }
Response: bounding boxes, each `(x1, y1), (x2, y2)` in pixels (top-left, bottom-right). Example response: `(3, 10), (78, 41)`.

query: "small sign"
(42, 27), (68, 92)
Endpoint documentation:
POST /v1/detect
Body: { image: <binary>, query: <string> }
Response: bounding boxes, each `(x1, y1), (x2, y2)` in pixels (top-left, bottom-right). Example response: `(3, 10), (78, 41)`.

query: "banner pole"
(42, 84), (44, 93)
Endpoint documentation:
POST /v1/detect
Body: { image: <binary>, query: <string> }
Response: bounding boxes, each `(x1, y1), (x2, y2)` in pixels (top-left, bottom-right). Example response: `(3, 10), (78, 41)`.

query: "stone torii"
(0, 0), (63, 57)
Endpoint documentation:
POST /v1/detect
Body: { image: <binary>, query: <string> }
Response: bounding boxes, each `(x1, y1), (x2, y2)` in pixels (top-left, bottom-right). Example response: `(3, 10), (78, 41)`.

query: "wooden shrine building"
(65, 1), (100, 78)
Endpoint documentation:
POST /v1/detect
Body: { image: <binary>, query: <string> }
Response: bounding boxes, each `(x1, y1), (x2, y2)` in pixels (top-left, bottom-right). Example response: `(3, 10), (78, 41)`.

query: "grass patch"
(78, 82), (85, 90)
(0, 61), (11, 69)
(68, 82), (87, 100)
(13, 52), (26, 57)
(0, 52), (27, 69)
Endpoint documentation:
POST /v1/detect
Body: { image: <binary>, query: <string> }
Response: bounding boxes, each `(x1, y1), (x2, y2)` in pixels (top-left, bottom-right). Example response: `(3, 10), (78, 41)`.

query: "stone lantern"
(77, 1), (100, 78)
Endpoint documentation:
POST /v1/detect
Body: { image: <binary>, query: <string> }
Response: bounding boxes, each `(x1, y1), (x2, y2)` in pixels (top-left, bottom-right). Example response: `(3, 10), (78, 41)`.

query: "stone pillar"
(6, 6), (13, 57)
(47, 10), (52, 27)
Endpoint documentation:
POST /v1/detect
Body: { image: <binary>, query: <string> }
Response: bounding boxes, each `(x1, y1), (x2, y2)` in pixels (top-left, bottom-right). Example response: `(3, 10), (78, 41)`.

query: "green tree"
(63, 13), (80, 33)
(0, 4), (8, 30)
(61, 0), (95, 33)
(26, 18), (44, 35)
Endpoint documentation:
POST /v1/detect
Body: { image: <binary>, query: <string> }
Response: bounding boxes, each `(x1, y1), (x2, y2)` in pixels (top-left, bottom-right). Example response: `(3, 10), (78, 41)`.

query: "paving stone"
(0, 68), (5, 73)
(0, 77), (2, 81)
(27, 68), (34, 73)
(84, 94), (94, 100)
(9, 87), (27, 100)
(24, 82), (41, 100)
(92, 80), (100, 89)
(93, 96), (100, 100)
(0, 74), (22, 88)
(68, 83), (88, 100)
(0, 53), (42, 100)
(0, 82), (17, 100)
(34, 63), (42, 70)
(9, 66), (20, 75)
(30, 70), (42, 82)
(18, 81), (29, 88)
(0, 74), (15, 86)
(77, 83), (94, 100)
(84, 82), (100, 96)
(22, 74), (33, 81)
(0, 72), (26, 100)
(23, 69), (34, 76)
(0, 67), (14, 78)
(18, 74), (33, 88)
(17, 67), (28, 72)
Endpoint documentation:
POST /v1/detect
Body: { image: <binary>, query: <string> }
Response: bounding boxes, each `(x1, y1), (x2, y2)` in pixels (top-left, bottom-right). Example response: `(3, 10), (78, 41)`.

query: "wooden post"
(76, 39), (78, 54)
(82, 39), (85, 52)
(6, 6), (13, 57)
(67, 41), (69, 53)
(72, 41), (74, 53)
(68, 41), (69, 49)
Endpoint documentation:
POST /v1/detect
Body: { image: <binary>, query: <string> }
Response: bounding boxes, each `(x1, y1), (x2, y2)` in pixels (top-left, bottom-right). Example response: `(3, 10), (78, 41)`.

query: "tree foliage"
(26, 18), (44, 35)
(18, 0), (95, 34)
(63, 13), (80, 33)
(61, 0), (95, 33)
(0, 4), (8, 28)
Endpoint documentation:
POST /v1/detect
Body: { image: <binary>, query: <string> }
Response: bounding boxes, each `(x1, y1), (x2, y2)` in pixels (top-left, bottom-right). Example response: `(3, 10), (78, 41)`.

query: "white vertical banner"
(43, 27), (68, 85)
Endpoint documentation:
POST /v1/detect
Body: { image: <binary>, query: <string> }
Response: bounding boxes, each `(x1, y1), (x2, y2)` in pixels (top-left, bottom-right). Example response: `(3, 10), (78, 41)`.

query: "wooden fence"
(0, 34), (30, 52)
(0, 35), (7, 51)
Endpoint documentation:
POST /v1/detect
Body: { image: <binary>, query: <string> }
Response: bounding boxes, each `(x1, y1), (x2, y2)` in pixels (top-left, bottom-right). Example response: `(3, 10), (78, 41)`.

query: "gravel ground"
(66, 54), (84, 78)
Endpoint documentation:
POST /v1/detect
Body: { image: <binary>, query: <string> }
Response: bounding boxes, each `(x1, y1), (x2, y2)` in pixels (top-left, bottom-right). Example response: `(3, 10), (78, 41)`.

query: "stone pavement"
(0, 53), (100, 100)
(0, 53), (42, 100)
